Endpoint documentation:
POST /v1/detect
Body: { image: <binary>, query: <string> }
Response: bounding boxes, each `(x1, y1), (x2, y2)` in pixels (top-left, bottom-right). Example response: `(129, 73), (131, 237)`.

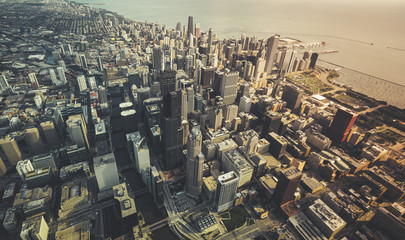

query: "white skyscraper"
(0, 74), (10, 90)
(186, 128), (204, 197)
(58, 60), (67, 72)
(94, 153), (120, 191)
(49, 69), (58, 86)
(57, 67), (67, 85)
(77, 75), (88, 92)
(126, 132), (151, 173)
(66, 114), (89, 149)
(214, 171), (239, 212)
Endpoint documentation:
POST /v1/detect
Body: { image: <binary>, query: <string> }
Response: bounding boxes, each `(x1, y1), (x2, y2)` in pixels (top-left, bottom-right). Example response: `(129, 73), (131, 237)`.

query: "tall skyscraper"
(281, 84), (304, 113)
(24, 127), (45, 155)
(272, 166), (302, 206)
(214, 171), (239, 212)
(66, 114), (89, 149)
(160, 69), (177, 97)
(162, 91), (184, 170)
(57, 67), (67, 84)
(262, 112), (282, 138)
(49, 69), (59, 86)
(267, 132), (288, 159)
(201, 66), (216, 89)
(126, 132), (151, 173)
(0, 74), (10, 91)
(94, 153), (120, 191)
(0, 136), (22, 166)
(77, 75), (88, 92)
(264, 35), (280, 73)
(153, 46), (165, 71)
(209, 108), (223, 131)
(80, 54), (88, 69)
(195, 23), (201, 39)
(326, 108), (358, 142)
(186, 128), (205, 197)
(28, 73), (39, 89)
(208, 28), (213, 47)
(186, 87), (194, 114)
(217, 69), (239, 105)
(309, 53), (319, 69)
(58, 60), (67, 72)
(188, 16), (193, 36)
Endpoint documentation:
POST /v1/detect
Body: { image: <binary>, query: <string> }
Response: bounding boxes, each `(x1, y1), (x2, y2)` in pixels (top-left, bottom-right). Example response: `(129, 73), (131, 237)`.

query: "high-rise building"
(218, 69), (239, 105)
(309, 53), (319, 69)
(80, 54), (88, 69)
(264, 35), (280, 73)
(222, 149), (253, 187)
(32, 153), (57, 173)
(208, 28), (213, 47)
(58, 60), (67, 72)
(261, 112), (282, 138)
(94, 153), (120, 191)
(153, 46), (165, 71)
(77, 75), (88, 92)
(326, 108), (358, 142)
(201, 66), (216, 89)
(24, 127), (45, 155)
(209, 108), (223, 131)
(0, 74), (10, 91)
(186, 87), (194, 114)
(162, 91), (184, 170)
(20, 216), (49, 240)
(186, 128), (205, 197)
(195, 23), (201, 38)
(28, 73), (39, 89)
(267, 132), (287, 159)
(49, 69), (59, 86)
(66, 114), (89, 149)
(214, 171), (239, 212)
(126, 132), (151, 173)
(188, 16), (193, 36)
(57, 67), (67, 84)
(16, 160), (34, 180)
(121, 109), (137, 133)
(160, 69), (177, 97)
(0, 157), (7, 176)
(272, 166), (302, 206)
(0, 136), (22, 166)
(281, 84), (304, 113)
(239, 96), (252, 113)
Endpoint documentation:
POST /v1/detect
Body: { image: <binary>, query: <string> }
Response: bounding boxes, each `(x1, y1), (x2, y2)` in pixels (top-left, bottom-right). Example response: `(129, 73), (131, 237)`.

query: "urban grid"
(0, 0), (404, 240)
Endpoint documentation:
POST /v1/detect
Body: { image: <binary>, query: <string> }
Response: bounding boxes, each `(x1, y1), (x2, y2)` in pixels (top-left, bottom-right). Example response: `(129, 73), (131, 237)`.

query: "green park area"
(327, 70), (340, 81)
(325, 90), (383, 112)
(220, 206), (250, 231)
(286, 71), (334, 94)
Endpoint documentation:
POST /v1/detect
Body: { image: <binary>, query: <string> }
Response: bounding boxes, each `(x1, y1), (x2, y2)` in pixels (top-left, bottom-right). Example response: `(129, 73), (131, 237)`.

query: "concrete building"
(59, 178), (91, 218)
(126, 132), (151, 173)
(306, 199), (346, 239)
(264, 35), (280, 73)
(66, 114), (89, 149)
(94, 153), (120, 191)
(202, 140), (216, 162)
(16, 160), (35, 180)
(77, 75), (88, 92)
(40, 121), (59, 147)
(214, 171), (239, 212)
(0, 136), (22, 166)
(24, 127), (45, 155)
(20, 216), (49, 240)
(272, 166), (302, 206)
(222, 149), (253, 187)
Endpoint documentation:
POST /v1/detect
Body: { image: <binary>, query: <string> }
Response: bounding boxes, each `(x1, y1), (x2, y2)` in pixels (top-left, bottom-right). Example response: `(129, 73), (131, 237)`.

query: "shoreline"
(71, 0), (405, 109)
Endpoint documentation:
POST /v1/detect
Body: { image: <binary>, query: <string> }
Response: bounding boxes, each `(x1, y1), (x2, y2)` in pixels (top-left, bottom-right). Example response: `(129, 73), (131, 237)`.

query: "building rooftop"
(113, 183), (137, 218)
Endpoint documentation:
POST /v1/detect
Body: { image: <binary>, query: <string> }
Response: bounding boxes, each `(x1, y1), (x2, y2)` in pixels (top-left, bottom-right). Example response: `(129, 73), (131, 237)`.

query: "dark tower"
(187, 16), (194, 36)
(160, 70), (177, 98)
(281, 84), (304, 113)
(161, 91), (184, 170)
(272, 166), (302, 206)
(261, 112), (282, 138)
(326, 108), (358, 143)
(309, 53), (319, 69)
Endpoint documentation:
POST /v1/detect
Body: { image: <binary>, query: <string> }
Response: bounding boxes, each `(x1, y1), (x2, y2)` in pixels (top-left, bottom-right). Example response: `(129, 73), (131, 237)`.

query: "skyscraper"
(309, 53), (319, 69)
(281, 84), (304, 113)
(57, 67), (67, 84)
(188, 16), (193, 36)
(217, 69), (239, 105)
(49, 69), (59, 86)
(0, 136), (22, 166)
(326, 108), (358, 142)
(162, 91), (184, 170)
(195, 23), (201, 39)
(160, 69), (177, 97)
(66, 114), (89, 149)
(214, 171), (239, 212)
(272, 166), (302, 206)
(80, 54), (88, 69)
(24, 127), (45, 155)
(153, 46), (165, 71)
(94, 153), (120, 191)
(201, 66), (216, 89)
(0, 74), (10, 91)
(77, 75), (88, 92)
(186, 128), (205, 197)
(28, 73), (39, 89)
(264, 35), (280, 73)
